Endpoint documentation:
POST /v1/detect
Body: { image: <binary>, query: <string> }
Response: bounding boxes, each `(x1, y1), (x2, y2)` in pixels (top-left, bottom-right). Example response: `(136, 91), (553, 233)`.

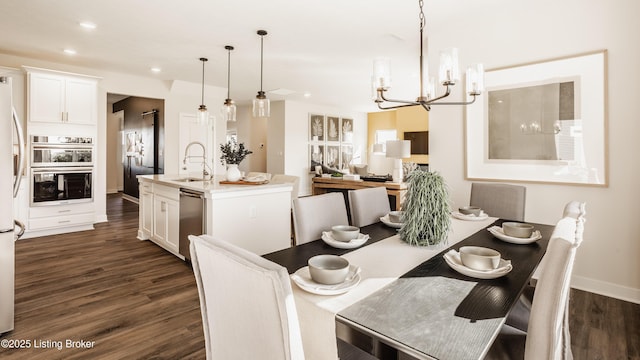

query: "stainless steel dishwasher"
(179, 188), (205, 261)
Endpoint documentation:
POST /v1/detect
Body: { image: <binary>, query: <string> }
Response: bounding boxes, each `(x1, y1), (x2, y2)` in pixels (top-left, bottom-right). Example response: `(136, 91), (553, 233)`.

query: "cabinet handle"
(58, 209), (71, 213)
(58, 220), (71, 224)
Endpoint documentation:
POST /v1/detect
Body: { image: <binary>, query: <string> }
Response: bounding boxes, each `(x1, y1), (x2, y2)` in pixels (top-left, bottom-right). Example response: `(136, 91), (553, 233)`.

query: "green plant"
(399, 170), (451, 246)
(219, 139), (253, 165)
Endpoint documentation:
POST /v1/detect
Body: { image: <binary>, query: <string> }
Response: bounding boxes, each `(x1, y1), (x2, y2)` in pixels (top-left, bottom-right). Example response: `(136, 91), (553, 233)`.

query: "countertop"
(137, 174), (292, 198)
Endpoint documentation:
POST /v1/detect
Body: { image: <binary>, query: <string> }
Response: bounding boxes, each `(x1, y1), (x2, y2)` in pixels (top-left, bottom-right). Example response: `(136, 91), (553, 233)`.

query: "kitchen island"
(137, 174), (293, 259)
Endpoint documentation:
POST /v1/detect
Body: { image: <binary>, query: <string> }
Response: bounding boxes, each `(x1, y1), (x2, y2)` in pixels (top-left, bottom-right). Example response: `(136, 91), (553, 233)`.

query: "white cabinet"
(27, 202), (95, 233)
(27, 70), (98, 125)
(138, 181), (180, 255)
(139, 182), (153, 239)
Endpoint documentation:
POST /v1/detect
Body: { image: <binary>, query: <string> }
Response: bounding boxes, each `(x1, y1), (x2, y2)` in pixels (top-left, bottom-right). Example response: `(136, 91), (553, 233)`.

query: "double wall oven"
(30, 136), (93, 206)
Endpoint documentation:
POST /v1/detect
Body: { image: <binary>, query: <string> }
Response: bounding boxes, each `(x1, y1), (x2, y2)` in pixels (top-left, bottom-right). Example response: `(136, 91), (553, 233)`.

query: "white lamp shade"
(466, 63), (484, 95)
(385, 140), (411, 159)
(372, 57), (391, 90)
(439, 47), (460, 84)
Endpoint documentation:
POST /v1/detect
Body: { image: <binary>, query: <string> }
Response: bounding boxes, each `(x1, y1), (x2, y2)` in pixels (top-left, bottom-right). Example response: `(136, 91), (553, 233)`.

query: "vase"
(225, 164), (242, 182)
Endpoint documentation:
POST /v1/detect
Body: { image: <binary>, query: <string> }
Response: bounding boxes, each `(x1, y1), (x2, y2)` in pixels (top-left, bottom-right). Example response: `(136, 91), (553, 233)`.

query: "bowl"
(459, 206), (482, 216)
(331, 225), (360, 242)
(388, 211), (403, 223)
(459, 246), (501, 271)
(308, 255), (350, 285)
(502, 222), (534, 238)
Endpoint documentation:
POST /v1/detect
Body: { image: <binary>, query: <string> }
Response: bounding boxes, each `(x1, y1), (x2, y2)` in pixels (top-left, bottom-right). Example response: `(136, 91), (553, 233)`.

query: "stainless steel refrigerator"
(0, 75), (26, 335)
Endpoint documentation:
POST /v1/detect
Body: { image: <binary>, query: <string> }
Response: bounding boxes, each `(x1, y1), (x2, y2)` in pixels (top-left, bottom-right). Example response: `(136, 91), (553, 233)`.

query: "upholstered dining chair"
(189, 234), (378, 360)
(292, 192), (349, 245)
(487, 201), (586, 360)
(470, 182), (526, 221)
(270, 174), (300, 201)
(348, 187), (391, 227)
(189, 234), (305, 360)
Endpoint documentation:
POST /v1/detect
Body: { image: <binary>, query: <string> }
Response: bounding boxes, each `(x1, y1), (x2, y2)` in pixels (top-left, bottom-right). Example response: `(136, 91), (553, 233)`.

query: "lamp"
(196, 57), (209, 125)
(252, 30), (270, 118)
(372, 0), (484, 112)
(386, 140), (411, 183)
(222, 45), (237, 122)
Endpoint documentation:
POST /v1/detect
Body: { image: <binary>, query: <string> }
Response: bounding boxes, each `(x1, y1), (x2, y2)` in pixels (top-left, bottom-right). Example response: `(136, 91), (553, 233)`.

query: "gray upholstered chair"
(470, 182), (526, 221)
(189, 234), (305, 360)
(487, 201), (586, 360)
(292, 192), (349, 245)
(348, 187), (391, 227)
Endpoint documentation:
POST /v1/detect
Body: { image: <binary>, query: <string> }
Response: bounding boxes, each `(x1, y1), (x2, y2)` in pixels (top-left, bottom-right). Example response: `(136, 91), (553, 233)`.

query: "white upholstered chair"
(189, 234), (305, 360)
(270, 174), (300, 201)
(487, 201), (586, 360)
(470, 182), (526, 221)
(348, 187), (391, 227)
(292, 192), (349, 245)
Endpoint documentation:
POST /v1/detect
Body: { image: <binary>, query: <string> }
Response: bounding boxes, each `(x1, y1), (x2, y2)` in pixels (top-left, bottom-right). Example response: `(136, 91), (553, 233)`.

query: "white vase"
(226, 164), (242, 182)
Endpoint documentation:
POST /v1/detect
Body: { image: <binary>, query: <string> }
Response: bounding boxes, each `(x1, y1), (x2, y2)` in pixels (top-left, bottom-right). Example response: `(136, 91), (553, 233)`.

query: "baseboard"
(572, 275), (640, 304)
(106, 188), (119, 194)
(122, 193), (139, 204)
(95, 214), (108, 223)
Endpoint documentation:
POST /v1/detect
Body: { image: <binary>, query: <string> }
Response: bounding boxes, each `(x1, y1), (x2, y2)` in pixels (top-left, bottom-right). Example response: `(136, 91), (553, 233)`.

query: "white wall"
(278, 100), (367, 196)
(234, 104), (268, 174)
(428, 0), (640, 303)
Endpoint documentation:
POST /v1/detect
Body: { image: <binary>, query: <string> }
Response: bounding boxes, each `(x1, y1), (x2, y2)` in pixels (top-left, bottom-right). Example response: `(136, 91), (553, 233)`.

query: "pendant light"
(197, 57), (209, 125)
(222, 45), (237, 122)
(252, 30), (270, 118)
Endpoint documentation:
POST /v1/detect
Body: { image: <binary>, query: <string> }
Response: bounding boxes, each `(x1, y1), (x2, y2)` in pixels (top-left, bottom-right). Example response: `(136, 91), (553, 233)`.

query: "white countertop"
(138, 174), (292, 197)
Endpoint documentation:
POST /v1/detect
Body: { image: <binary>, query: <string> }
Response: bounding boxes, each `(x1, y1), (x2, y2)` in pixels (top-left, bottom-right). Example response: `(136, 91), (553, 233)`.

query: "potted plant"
(219, 139), (253, 181)
(399, 169), (451, 247)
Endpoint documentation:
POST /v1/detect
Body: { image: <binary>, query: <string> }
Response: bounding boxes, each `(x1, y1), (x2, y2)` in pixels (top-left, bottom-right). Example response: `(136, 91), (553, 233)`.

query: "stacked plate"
(487, 226), (542, 244)
(443, 249), (512, 279)
(291, 265), (361, 295)
(321, 232), (369, 249)
(451, 211), (489, 221)
(380, 214), (402, 228)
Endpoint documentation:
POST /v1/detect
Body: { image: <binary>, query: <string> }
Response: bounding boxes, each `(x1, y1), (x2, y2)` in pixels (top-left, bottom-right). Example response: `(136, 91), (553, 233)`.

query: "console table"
(311, 177), (407, 210)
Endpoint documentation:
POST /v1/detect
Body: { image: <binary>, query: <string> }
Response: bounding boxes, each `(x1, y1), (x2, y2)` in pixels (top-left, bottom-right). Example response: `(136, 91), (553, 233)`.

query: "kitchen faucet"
(183, 141), (212, 180)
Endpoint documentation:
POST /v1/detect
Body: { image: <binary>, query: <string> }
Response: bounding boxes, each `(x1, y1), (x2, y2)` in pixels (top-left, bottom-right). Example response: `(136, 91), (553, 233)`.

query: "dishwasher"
(179, 188), (205, 261)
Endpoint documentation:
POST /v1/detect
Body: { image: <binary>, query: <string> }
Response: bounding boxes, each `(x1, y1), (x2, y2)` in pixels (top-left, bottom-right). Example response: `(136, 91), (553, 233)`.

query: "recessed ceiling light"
(150, 67), (161, 73)
(79, 21), (96, 30)
(303, 92), (312, 98)
(63, 49), (77, 55)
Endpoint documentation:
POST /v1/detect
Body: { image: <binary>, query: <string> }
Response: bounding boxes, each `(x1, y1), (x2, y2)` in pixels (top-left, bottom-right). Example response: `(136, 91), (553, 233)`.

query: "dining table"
(263, 215), (553, 360)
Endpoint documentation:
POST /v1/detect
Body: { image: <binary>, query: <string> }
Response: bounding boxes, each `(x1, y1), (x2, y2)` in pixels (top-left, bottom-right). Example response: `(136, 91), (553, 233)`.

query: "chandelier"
(196, 57), (209, 124)
(253, 30), (270, 118)
(372, 0), (484, 111)
(222, 45), (237, 122)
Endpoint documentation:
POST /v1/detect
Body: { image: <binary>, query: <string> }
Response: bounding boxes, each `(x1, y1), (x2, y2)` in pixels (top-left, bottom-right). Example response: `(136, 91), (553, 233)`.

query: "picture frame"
(340, 117), (354, 143)
(309, 144), (325, 172)
(465, 50), (608, 186)
(309, 114), (325, 141)
(326, 116), (340, 142)
(325, 145), (340, 169)
(340, 144), (353, 170)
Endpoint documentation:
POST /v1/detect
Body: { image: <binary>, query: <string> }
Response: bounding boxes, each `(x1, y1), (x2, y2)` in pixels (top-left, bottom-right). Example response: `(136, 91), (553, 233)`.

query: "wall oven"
(31, 167), (93, 206)
(30, 136), (94, 206)
(31, 135), (93, 167)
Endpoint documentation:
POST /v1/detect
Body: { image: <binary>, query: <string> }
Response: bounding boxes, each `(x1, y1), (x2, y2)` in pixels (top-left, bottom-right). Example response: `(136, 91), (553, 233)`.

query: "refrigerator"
(0, 75), (25, 335)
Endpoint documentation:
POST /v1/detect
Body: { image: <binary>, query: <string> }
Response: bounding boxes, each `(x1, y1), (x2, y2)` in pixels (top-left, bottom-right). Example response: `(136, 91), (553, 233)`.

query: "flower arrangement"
(219, 139), (253, 165)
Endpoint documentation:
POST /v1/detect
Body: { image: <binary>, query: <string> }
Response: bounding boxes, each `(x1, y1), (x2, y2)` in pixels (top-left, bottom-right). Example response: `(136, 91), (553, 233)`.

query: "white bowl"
(459, 246), (501, 271)
(308, 255), (350, 285)
(388, 211), (403, 223)
(331, 225), (360, 242)
(502, 222), (534, 238)
(459, 206), (482, 216)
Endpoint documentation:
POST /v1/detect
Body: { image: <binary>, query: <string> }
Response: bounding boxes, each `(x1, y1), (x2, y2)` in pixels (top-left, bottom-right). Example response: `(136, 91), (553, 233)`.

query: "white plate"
(291, 265), (361, 295)
(451, 211), (489, 221)
(487, 226), (542, 244)
(380, 214), (402, 228)
(321, 232), (369, 249)
(443, 250), (512, 279)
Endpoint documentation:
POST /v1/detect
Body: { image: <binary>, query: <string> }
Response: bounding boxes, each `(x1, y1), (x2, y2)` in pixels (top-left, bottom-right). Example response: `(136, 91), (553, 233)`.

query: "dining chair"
(292, 192), (349, 245)
(271, 174), (300, 201)
(469, 182), (526, 221)
(487, 201), (586, 360)
(348, 187), (391, 227)
(189, 234), (305, 360)
(190, 234), (379, 360)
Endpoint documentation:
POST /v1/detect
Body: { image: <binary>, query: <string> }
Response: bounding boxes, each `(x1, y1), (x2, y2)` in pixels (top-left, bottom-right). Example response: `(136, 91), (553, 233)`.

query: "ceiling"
(1, 0), (484, 112)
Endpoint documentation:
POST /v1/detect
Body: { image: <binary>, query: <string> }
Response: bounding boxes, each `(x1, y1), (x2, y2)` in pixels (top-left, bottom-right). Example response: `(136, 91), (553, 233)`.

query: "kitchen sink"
(172, 177), (207, 182)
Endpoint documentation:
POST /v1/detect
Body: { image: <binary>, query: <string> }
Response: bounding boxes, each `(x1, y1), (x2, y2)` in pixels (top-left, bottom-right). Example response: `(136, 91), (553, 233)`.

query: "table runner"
(292, 216), (498, 360)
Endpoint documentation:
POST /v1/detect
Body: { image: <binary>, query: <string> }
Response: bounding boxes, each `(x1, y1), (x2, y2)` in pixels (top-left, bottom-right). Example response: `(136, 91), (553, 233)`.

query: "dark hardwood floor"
(0, 193), (638, 359)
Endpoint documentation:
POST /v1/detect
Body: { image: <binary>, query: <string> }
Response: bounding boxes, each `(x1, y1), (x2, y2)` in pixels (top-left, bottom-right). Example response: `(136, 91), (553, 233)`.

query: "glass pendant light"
(197, 57), (209, 125)
(222, 45), (237, 122)
(252, 30), (270, 118)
